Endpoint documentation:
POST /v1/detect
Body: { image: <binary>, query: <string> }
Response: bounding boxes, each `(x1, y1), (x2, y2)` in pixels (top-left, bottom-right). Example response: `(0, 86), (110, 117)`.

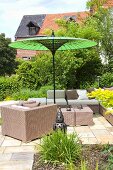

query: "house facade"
(15, 12), (88, 59)
(15, 0), (113, 60)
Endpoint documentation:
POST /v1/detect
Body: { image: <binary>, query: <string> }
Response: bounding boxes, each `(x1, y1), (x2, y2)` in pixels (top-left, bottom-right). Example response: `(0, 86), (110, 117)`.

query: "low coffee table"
(73, 106), (94, 126)
(61, 108), (76, 126)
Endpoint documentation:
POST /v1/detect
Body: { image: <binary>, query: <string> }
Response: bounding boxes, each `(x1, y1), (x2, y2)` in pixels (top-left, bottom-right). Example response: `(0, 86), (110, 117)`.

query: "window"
(22, 56), (31, 60)
(64, 15), (76, 22)
(29, 27), (37, 35)
(27, 21), (40, 35)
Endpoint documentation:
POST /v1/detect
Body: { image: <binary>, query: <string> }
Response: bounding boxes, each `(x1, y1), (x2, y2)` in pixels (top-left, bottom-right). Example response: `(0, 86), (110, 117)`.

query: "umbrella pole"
(51, 30), (56, 104)
(52, 52), (56, 104)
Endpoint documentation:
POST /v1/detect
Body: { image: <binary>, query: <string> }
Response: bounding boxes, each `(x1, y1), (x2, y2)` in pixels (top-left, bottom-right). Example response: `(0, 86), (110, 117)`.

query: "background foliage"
(0, 76), (20, 100)
(0, 33), (17, 76)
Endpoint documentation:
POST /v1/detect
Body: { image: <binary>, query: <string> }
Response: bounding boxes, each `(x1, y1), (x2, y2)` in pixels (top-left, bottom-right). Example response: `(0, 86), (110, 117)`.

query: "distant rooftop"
(15, 12), (88, 39)
(15, 14), (46, 38)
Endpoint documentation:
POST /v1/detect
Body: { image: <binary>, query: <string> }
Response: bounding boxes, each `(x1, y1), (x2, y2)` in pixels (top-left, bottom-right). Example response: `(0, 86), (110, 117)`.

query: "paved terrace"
(0, 103), (113, 169)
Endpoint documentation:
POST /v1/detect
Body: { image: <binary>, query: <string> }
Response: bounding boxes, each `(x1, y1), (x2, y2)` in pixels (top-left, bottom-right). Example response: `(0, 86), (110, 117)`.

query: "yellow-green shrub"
(88, 88), (113, 108)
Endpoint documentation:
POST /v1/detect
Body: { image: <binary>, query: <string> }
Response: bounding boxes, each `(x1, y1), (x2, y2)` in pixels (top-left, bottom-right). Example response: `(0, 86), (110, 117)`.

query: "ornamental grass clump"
(36, 130), (82, 166)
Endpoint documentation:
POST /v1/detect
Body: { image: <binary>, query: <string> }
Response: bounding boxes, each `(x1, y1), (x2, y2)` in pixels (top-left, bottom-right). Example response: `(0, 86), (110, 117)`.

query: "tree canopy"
(0, 33), (16, 76)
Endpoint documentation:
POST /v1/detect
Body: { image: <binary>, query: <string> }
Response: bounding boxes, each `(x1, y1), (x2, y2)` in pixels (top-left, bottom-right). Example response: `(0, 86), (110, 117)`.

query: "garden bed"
(32, 144), (113, 170)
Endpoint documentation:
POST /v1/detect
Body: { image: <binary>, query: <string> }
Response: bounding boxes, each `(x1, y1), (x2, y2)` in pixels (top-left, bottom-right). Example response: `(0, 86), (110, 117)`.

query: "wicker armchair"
(1, 104), (57, 142)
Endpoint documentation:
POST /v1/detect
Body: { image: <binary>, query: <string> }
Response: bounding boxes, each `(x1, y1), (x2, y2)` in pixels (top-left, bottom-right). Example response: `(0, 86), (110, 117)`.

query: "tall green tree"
(87, 0), (113, 70)
(0, 33), (16, 76)
(54, 15), (102, 87)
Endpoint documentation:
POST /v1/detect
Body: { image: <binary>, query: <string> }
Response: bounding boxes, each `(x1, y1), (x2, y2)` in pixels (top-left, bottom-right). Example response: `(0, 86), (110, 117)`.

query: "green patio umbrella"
(9, 31), (97, 104)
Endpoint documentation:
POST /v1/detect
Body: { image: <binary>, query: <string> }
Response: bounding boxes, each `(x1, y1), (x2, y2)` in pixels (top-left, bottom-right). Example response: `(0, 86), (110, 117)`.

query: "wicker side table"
(61, 108), (76, 126)
(74, 106), (94, 126)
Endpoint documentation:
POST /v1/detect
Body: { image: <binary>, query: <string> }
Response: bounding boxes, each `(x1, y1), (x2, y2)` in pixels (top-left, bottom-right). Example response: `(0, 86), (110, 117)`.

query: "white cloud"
(0, 0), (88, 40)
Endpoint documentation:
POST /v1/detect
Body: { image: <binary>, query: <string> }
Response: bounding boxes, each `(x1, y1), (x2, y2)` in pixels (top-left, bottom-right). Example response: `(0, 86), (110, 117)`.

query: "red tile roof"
(103, 0), (113, 8)
(38, 12), (88, 35)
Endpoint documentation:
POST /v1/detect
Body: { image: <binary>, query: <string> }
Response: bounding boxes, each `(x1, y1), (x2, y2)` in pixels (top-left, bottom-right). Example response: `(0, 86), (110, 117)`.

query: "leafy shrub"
(11, 88), (39, 100)
(80, 81), (98, 89)
(99, 72), (113, 88)
(16, 52), (83, 89)
(36, 130), (82, 165)
(0, 75), (20, 101)
(37, 85), (53, 97)
(16, 61), (37, 89)
(10, 85), (53, 100)
(101, 144), (113, 170)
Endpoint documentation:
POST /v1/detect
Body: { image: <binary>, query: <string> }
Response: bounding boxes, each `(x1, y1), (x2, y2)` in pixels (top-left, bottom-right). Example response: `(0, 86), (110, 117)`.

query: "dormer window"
(27, 21), (40, 35)
(29, 27), (37, 35)
(64, 15), (76, 22)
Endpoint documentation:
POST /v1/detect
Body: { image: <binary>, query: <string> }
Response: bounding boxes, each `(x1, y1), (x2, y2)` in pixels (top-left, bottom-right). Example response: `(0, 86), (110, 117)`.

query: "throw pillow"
(18, 100), (36, 106)
(77, 90), (88, 100)
(66, 90), (79, 100)
(23, 102), (41, 108)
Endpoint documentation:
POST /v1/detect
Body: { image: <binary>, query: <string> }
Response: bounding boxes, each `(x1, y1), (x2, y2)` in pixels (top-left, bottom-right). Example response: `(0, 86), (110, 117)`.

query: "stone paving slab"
(0, 153), (12, 161)
(77, 132), (95, 138)
(11, 152), (34, 161)
(96, 136), (113, 144)
(80, 137), (99, 144)
(0, 160), (33, 170)
(0, 147), (5, 154)
(4, 146), (35, 154)
(2, 139), (21, 147)
(91, 129), (112, 136)
(90, 124), (106, 130)
(75, 126), (91, 132)
(0, 136), (5, 146)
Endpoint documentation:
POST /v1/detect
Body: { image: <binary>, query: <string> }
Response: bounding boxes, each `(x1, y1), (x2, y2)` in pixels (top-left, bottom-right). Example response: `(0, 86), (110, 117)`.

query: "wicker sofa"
(47, 90), (67, 106)
(46, 89), (99, 113)
(1, 104), (57, 142)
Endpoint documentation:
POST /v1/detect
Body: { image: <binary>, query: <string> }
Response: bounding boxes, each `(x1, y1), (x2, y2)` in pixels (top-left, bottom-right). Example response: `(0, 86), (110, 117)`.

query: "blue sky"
(0, 0), (88, 41)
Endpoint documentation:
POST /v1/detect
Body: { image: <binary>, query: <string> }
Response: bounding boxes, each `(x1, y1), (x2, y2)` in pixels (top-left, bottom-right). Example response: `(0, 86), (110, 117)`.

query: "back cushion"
(47, 90), (65, 99)
(66, 90), (79, 100)
(77, 89), (88, 100)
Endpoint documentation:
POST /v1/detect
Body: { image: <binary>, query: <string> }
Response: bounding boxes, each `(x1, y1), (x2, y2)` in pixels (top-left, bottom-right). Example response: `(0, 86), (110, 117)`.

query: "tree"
(54, 15), (102, 87)
(87, 0), (113, 70)
(0, 33), (16, 76)
(16, 53), (83, 89)
(87, 0), (106, 11)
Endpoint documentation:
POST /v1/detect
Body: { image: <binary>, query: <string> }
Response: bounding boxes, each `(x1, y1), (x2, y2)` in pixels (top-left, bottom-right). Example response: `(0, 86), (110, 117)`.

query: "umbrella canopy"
(9, 36), (97, 53)
(9, 32), (97, 104)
